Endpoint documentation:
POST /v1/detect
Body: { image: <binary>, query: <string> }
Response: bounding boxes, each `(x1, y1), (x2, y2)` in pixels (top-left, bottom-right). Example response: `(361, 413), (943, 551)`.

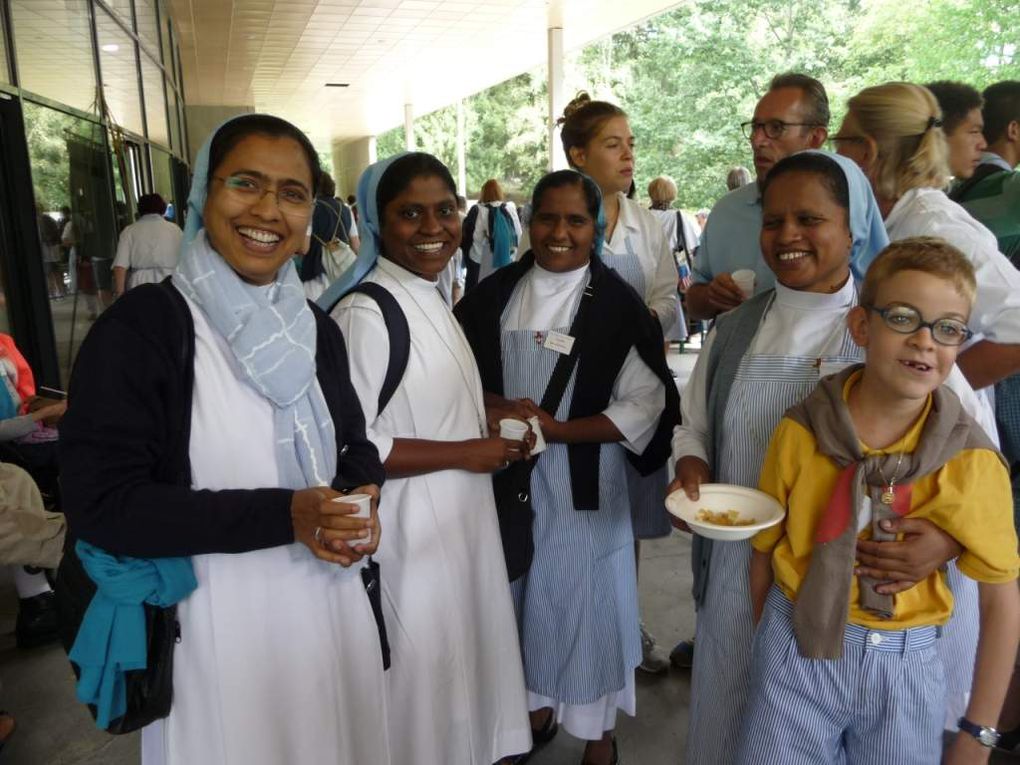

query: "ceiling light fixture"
(101, 43), (119, 52)
(325, 83), (350, 88)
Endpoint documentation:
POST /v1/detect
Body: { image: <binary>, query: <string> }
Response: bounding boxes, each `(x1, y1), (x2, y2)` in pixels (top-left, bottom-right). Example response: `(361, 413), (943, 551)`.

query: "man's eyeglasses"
(865, 303), (973, 346)
(212, 175), (313, 217)
(740, 120), (823, 140)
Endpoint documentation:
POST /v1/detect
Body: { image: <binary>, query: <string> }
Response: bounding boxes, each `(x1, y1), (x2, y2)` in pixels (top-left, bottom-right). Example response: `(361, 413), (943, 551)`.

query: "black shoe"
(580, 736), (619, 765)
(16, 590), (59, 649)
(507, 711), (559, 764)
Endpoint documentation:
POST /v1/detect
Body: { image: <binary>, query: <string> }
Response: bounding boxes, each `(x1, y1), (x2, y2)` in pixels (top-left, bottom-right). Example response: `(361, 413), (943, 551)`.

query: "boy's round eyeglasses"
(864, 303), (973, 346)
(212, 175), (313, 217)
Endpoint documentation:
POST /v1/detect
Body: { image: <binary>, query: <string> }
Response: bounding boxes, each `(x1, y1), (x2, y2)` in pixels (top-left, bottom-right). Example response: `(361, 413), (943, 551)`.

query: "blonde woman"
(646, 176), (700, 276)
(835, 80), (1020, 738)
(462, 178), (522, 290)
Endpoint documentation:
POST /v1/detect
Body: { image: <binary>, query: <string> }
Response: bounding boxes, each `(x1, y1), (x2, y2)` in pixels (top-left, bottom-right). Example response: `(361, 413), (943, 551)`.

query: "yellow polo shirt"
(753, 372), (1019, 630)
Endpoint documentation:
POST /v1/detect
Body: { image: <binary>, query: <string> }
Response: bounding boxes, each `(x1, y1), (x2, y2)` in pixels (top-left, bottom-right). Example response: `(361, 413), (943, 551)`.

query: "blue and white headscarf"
(174, 115), (336, 489)
(316, 153), (409, 310)
(797, 150), (889, 281)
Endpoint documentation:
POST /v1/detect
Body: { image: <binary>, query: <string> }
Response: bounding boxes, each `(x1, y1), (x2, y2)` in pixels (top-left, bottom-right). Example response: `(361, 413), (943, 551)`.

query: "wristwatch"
(957, 717), (1000, 747)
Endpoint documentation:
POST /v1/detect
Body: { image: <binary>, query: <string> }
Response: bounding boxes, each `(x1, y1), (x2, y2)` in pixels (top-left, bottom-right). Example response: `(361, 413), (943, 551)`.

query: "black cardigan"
(58, 280), (384, 558)
(454, 252), (681, 510)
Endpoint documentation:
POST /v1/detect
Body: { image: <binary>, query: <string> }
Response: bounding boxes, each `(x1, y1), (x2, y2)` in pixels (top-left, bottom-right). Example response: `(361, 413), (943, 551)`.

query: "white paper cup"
(499, 418), (530, 440)
(334, 492), (372, 519)
(527, 415), (546, 455)
(731, 269), (756, 298)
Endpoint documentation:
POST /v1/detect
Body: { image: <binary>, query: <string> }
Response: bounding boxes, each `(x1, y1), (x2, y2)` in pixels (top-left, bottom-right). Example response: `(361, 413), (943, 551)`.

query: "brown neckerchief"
(784, 364), (999, 659)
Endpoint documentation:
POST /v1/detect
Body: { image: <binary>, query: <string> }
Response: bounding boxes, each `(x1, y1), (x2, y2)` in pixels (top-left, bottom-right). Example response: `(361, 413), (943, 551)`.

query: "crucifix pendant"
(534, 331), (544, 345)
(881, 486), (895, 505)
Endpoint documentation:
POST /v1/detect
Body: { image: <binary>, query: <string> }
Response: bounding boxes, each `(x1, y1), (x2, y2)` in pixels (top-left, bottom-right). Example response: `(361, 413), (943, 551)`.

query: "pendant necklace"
(876, 452), (905, 505)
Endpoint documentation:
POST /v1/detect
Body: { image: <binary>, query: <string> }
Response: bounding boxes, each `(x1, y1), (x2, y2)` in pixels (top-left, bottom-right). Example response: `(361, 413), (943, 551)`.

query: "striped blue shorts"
(735, 588), (946, 765)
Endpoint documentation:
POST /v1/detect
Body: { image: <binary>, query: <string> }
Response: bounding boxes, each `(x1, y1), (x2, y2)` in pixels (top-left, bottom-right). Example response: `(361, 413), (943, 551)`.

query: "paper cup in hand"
(499, 418), (530, 441)
(731, 269), (756, 298)
(527, 416), (546, 455)
(333, 492), (372, 519)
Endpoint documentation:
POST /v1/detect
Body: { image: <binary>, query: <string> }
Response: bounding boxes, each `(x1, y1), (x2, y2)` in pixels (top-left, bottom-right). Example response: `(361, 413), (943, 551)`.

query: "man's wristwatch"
(958, 717), (1001, 748)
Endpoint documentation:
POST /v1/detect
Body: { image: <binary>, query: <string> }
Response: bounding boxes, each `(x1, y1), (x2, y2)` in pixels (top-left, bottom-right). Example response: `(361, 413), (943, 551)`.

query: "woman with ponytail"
(835, 80), (1020, 738)
(557, 93), (682, 674)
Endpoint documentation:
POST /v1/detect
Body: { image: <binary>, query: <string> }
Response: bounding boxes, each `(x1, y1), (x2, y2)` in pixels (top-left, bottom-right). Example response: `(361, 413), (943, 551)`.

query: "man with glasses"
(684, 73), (829, 322)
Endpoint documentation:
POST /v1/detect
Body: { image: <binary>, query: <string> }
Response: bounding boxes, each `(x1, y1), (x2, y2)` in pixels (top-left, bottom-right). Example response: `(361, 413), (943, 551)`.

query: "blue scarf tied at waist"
(69, 540), (196, 729)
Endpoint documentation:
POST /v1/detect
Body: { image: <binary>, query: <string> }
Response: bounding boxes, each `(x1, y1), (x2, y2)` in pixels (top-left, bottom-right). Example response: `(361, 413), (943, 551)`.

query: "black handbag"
(55, 537), (178, 734)
(492, 281), (595, 581)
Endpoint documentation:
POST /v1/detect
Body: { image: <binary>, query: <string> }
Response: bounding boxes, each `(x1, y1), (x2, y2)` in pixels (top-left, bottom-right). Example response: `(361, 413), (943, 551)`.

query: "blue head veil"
(791, 150), (889, 281)
(316, 152), (413, 310)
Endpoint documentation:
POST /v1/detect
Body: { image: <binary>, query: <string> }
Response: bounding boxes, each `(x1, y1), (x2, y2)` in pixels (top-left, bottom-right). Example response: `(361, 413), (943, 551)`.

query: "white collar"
(376, 255), (441, 294)
(614, 192), (641, 232)
(773, 274), (856, 311)
(884, 186), (934, 229)
(527, 261), (590, 290)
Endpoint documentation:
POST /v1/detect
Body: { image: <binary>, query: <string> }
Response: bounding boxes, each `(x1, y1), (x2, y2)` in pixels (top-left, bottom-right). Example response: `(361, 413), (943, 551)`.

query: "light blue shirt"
(692, 181), (775, 294)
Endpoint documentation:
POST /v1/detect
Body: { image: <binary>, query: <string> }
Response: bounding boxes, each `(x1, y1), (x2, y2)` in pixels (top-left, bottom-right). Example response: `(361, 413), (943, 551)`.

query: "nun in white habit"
(59, 114), (390, 765)
(324, 152), (532, 765)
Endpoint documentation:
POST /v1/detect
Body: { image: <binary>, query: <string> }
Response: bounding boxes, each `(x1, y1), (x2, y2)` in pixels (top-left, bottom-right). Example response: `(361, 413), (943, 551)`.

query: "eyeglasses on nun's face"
(740, 120), (822, 140)
(211, 173), (313, 218)
(864, 303), (973, 346)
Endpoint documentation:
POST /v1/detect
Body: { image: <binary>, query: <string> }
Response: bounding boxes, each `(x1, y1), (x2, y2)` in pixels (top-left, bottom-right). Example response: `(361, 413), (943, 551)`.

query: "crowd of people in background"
(0, 66), (1018, 765)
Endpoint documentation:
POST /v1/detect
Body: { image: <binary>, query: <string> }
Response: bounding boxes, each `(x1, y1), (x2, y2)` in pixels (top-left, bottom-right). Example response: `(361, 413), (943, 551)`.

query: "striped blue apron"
(686, 327), (861, 765)
(502, 325), (641, 704)
(603, 238), (673, 539)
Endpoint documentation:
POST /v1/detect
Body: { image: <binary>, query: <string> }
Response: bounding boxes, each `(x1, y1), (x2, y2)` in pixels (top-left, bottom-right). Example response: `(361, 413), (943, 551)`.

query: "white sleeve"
(331, 298), (395, 461)
(470, 206), (487, 264)
(671, 328), (715, 465)
(602, 346), (666, 454)
(508, 202), (523, 239)
(646, 223), (681, 334)
(113, 228), (132, 269)
(943, 364), (1000, 447)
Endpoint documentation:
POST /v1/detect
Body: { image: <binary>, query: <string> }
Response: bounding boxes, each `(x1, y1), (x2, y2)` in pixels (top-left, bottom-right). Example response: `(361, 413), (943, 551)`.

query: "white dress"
(141, 293), (390, 765)
(332, 257), (531, 765)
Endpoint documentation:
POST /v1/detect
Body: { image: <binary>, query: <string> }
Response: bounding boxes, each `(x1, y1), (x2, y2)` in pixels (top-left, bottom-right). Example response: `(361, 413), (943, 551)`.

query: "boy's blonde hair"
(844, 82), (950, 201)
(861, 236), (977, 308)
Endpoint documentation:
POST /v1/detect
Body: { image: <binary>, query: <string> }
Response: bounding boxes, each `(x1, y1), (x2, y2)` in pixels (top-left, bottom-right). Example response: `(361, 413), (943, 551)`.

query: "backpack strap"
(345, 282), (410, 413)
(675, 210), (689, 256)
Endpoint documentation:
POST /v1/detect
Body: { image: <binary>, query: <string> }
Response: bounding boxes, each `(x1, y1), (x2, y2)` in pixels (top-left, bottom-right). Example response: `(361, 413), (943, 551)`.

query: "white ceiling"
(168, 0), (682, 145)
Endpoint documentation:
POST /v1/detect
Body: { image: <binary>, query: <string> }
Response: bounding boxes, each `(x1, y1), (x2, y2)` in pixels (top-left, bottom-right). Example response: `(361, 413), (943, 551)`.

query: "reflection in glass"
(0, 12), (10, 85)
(160, 7), (173, 71)
(105, 0), (134, 27)
(167, 83), (180, 154)
(141, 54), (169, 147)
(134, 0), (161, 58)
(24, 102), (118, 384)
(96, 8), (144, 137)
(151, 147), (174, 204)
(10, 1), (96, 113)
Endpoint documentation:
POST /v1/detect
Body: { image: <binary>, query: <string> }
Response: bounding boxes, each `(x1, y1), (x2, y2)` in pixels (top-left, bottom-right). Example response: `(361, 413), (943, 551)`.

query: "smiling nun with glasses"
(58, 114), (392, 765)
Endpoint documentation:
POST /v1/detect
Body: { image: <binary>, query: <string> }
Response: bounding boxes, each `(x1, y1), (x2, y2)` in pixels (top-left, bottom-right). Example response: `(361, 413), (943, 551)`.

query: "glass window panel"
(23, 101), (118, 384)
(105, 0), (134, 27)
(134, 0), (160, 58)
(10, 1), (97, 114)
(167, 81), (180, 154)
(96, 9), (144, 137)
(141, 54), (168, 147)
(150, 147), (173, 203)
(0, 12), (10, 85)
(160, 5), (173, 72)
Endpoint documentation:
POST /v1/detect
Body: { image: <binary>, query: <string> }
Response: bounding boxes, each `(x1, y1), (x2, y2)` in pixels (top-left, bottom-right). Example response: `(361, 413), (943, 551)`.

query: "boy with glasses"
(739, 237), (1019, 765)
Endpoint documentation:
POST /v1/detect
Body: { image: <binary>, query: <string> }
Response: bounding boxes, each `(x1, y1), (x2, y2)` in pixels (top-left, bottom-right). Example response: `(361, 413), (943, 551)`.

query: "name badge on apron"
(543, 331), (575, 355)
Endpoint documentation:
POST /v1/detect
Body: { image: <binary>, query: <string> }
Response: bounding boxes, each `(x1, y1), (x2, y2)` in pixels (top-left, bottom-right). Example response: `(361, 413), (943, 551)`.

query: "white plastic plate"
(665, 483), (785, 541)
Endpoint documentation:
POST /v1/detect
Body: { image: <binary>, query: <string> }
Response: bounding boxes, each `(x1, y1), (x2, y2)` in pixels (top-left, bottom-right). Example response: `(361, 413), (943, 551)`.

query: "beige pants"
(0, 462), (64, 568)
